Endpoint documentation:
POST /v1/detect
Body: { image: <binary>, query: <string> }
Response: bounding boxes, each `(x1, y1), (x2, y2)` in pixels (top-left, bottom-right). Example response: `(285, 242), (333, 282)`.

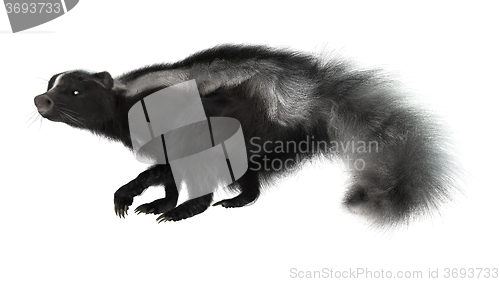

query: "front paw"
(114, 192), (133, 218)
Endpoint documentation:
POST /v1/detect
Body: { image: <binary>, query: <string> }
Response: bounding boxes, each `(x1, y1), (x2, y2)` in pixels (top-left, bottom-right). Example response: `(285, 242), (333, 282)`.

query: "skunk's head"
(34, 70), (117, 131)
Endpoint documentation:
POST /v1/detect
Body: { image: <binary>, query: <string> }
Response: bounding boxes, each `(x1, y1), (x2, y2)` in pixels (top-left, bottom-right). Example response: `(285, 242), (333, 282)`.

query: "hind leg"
(134, 171), (179, 215)
(212, 170), (261, 208)
(157, 193), (213, 222)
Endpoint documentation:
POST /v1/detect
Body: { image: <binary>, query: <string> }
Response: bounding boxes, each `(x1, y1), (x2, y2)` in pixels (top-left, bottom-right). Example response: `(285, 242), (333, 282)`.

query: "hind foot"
(213, 171), (260, 208)
(157, 193), (213, 222)
(212, 191), (259, 208)
(135, 197), (177, 215)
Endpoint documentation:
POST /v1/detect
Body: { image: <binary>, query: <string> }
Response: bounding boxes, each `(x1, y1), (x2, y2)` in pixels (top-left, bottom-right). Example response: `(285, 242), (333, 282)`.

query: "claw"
(212, 201), (224, 207)
(114, 206), (129, 218)
(156, 214), (172, 223)
(134, 205), (147, 215)
(135, 205), (157, 215)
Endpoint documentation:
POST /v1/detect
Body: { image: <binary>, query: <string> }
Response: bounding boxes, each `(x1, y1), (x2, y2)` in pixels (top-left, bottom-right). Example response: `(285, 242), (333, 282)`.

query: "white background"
(1, 1), (499, 281)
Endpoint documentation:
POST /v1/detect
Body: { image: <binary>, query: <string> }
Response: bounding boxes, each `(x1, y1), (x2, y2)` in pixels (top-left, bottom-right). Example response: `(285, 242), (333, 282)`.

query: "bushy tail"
(325, 65), (459, 226)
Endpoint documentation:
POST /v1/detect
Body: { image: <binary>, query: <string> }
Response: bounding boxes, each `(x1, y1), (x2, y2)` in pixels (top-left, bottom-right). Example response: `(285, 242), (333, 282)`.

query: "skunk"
(34, 44), (458, 226)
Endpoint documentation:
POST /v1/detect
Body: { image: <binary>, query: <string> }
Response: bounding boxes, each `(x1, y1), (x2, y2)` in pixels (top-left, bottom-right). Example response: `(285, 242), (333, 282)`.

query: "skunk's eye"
(72, 90), (80, 95)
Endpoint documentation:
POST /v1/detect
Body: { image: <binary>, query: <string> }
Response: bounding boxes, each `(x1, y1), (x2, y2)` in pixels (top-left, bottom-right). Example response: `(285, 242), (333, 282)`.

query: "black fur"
(34, 44), (459, 226)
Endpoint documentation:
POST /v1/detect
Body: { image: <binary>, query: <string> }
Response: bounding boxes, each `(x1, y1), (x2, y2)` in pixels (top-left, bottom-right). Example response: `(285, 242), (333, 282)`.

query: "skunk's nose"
(34, 94), (54, 114)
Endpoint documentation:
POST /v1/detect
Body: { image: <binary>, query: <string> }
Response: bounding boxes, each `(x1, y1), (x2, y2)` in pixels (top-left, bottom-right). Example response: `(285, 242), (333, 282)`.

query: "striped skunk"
(34, 44), (458, 226)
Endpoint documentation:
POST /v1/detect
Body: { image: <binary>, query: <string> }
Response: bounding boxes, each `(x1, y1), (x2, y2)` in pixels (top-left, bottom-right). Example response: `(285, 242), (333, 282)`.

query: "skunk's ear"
(94, 71), (114, 89)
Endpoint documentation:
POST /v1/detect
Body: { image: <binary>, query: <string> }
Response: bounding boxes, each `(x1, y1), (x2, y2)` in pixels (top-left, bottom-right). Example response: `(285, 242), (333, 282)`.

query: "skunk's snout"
(34, 94), (54, 115)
